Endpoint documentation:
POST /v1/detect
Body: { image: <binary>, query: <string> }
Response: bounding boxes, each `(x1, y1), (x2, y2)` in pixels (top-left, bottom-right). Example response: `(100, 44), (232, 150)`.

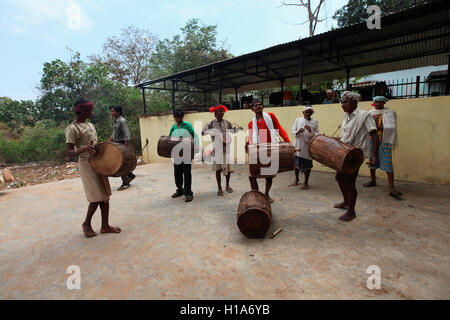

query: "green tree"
(333, 0), (429, 27)
(0, 99), (38, 133)
(151, 19), (232, 77)
(149, 19), (233, 110)
(38, 51), (111, 121)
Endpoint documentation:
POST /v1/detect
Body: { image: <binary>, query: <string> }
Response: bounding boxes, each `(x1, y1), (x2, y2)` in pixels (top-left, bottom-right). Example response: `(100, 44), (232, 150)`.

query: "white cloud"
(7, 0), (94, 32)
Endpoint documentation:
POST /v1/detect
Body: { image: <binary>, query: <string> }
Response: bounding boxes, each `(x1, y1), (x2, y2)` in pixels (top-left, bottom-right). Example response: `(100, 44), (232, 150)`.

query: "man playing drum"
(202, 105), (242, 197)
(169, 108), (199, 202)
(335, 92), (379, 222)
(108, 105), (136, 191)
(65, 99), (121, 238)
(246, 100), (290, 203)
(291, 105), (319, 189)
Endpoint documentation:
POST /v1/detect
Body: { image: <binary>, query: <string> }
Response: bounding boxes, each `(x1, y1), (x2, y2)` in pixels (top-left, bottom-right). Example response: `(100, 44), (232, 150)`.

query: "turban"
(74, 102), (94, 116)
(373, 96), (388, 102)
(371, 96), (387, 106)
(209, 105), (228, 113)
(342, 91), (361, 102)
(303, 105), (314, 112)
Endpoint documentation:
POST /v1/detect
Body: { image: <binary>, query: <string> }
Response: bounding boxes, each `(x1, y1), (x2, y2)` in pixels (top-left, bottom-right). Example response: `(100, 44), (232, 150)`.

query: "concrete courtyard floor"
(0, 162), (449, 300)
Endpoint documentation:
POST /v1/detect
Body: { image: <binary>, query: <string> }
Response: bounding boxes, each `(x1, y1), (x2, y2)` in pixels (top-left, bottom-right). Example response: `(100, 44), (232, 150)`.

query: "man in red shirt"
(246, 100), (290, 203)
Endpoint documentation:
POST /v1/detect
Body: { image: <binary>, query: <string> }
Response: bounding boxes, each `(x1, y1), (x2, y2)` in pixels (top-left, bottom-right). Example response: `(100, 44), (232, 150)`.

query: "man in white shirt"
(334, 91), (379, 222)
(291, 105), (319, 189)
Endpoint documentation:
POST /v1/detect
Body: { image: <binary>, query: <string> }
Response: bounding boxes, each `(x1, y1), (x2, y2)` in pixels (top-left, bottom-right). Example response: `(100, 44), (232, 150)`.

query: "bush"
(0, 120), (67, 164)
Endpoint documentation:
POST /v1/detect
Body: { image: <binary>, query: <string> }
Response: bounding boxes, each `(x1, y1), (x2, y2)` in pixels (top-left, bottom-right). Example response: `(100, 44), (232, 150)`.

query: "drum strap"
(72, 121), (93, 145)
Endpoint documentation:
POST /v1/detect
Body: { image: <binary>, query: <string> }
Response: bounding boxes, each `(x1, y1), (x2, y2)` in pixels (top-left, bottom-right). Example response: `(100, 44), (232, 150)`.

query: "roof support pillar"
(171, 80), (176, 111)
(141, 87), (147, 115)
(446, 54), (450, 96)
(346, 68), (351, 90)
(298, 49), (304, 105)
(218, 68), (223, 104)
(281, 80), (284, 106)
(235, 87), (239, 107)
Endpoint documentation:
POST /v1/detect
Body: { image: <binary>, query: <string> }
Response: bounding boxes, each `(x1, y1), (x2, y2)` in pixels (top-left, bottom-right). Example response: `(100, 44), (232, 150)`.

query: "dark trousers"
(174, 163), (193, 196)
(115, 140), (135, 185)
(121, 173), (135, 185)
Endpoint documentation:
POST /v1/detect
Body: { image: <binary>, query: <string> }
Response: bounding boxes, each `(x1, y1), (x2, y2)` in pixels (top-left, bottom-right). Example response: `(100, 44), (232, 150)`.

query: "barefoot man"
(334, 92), (379, 222)
(364, 96), (401, 197)
(65, 99), (121, 238)
(247, 100), (291, 203)
(202, 105), (242, 196)
(291, 105), (319, 189)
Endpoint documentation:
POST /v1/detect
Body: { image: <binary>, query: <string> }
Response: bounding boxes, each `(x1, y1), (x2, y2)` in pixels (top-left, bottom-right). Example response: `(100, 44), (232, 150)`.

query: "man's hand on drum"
(304, 125), (312, 132)
(78, 145), (96, 156)
(296, 128), (305, 136)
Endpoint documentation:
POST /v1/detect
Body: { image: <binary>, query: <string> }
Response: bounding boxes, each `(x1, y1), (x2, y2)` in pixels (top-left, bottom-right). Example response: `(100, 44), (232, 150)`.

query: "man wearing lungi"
(291, 105), (319, 189)
(202, 105), (242, 196)
(65, 99), (121, 238)
(169, 108), (199, 202)
(334, 91), (379, 222)
(364, 96), (401, 197)
(108, 105), (136, 191)
(246, 100), (290, 203)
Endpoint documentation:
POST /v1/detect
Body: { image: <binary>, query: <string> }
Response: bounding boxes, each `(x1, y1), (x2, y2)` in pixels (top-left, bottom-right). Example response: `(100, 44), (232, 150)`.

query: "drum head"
(237, 208), (271, 239)
(90, 143), (123, 176)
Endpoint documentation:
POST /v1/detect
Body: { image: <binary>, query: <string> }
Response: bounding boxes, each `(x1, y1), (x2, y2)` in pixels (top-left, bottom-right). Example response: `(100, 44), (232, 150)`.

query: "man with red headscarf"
(65, 98), (121, 238)
(202, 105), (242, 196)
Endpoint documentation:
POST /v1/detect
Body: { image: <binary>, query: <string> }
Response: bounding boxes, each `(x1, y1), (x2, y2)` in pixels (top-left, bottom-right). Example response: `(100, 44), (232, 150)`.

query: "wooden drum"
(248, 142), (295, 177)
(90, 142), (137, 177)
(157, 136), (195, 159)
(308, 134), (364, 175)
(237, 191), (272, 239)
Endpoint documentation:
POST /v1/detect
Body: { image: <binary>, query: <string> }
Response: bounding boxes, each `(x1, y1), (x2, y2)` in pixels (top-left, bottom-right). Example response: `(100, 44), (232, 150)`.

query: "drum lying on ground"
(157, 136), (195, 160)
(308, 134), (364, 175)
(237, 191), (272, 239)
(248, 142), (295, 177)
(90, 142), (137, 177)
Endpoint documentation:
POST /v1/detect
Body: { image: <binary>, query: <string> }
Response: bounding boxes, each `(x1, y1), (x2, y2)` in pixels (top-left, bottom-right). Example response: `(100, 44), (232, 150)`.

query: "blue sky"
(0, 0), (349, 101)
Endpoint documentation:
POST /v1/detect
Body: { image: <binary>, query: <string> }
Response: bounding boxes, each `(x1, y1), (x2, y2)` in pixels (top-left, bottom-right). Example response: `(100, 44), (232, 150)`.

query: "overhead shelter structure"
(136, 0), (450, 114)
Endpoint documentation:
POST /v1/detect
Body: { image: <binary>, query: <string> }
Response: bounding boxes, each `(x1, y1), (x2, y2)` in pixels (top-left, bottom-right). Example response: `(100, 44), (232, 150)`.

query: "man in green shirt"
(169, 109), (199, 202)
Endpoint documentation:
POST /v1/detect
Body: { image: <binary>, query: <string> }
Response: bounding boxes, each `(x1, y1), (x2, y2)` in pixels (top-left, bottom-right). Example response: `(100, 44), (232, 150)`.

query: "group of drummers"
(66, 91), (399, 238)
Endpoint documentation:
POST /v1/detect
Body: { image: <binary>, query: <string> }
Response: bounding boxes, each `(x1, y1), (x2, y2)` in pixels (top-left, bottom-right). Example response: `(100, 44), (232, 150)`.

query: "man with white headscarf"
(334, 91), (379, 222)
(291, 105), (319, 189)
(364, 96), (401, 197)
(323, 89), (339, 104)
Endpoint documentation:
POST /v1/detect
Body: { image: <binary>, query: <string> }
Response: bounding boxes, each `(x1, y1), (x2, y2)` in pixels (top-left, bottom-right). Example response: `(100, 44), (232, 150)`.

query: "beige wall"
(140, 96), (450, 185)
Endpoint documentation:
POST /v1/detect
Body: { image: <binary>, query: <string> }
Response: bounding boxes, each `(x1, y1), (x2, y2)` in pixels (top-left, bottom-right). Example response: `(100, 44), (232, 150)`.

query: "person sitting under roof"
(323, 89), (339, 104)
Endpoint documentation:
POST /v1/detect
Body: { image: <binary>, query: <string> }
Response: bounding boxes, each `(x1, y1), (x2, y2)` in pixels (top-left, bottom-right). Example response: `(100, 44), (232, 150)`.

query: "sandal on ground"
(185, 195), (193, 202)
(363, 181), (377, 188)
(171, 191), (184, 198)
(389, 189), (402, 197)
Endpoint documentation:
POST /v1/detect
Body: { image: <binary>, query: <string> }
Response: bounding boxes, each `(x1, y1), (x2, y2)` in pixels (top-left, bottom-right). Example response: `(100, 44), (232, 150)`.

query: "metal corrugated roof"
(137, 0), (450, 95)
